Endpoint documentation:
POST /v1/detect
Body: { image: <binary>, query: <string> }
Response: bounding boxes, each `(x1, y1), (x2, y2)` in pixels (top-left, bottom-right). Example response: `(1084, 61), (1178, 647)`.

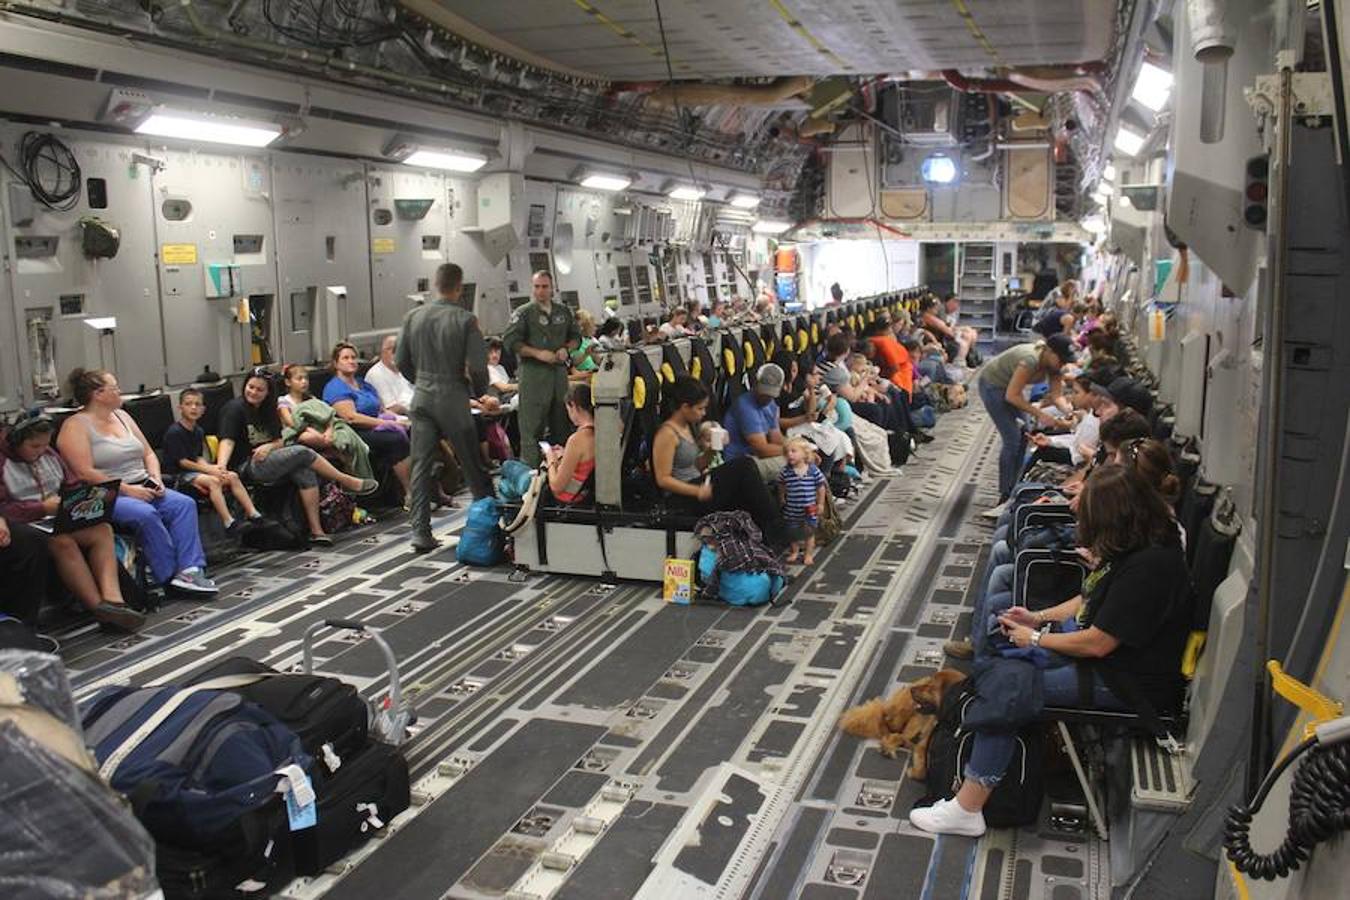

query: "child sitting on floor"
(778, 437), (827, 566)
(162, 388), (261, 533)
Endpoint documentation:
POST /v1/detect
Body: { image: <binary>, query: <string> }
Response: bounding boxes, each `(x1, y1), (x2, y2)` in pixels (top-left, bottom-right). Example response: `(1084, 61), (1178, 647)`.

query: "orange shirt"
(868, 335), (913, 396)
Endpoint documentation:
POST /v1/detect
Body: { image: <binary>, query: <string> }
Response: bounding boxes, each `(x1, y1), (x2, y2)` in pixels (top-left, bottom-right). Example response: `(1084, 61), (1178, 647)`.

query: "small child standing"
(163, 388), (261, 533)
(778, 437), (826, 565)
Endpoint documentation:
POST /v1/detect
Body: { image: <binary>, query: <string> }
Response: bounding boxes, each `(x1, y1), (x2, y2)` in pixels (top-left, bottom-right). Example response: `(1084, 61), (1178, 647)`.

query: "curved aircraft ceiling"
(407, 0), (1118, 81)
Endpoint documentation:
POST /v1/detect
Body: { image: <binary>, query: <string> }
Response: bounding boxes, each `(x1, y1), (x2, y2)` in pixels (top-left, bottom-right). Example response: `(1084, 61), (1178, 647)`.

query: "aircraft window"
(422, 235), (442, 251)
(373, 208), (393, 226)
(162, 198), (192, 221)
(325, 235), (336, 261)
(561, 290), (579, 309)
(416, 277), (429, 292)
(59, 293), (85, 316)
(233, 234), (264, 254)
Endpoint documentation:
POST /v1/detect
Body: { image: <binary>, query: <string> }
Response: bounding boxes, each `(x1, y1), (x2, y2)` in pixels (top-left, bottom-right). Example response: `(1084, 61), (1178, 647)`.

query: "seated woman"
(277, 364), (374, 481)
(323, 342), (412, 501)
(652, 377), (786, 545)
(772, 352), (849, 475)
(913, 464), (1192, 836)
(0, 415), (143, 630)
(58, 368), (216, 595)
(218, 369), (379, 547)
(544, 383), (596, 504)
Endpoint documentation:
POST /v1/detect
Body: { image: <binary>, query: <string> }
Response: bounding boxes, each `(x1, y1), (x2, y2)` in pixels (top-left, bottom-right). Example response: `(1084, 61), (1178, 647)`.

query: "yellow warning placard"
(161, 243), (198, 265)
(372, 237), (396, 254)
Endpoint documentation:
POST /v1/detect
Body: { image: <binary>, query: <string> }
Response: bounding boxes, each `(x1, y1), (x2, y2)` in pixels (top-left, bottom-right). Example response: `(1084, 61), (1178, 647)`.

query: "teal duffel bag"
(696, 546), (783, 607)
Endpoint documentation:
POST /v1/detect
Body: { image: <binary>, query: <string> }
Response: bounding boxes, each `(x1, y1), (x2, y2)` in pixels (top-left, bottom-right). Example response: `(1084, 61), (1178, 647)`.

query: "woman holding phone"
(58, 368), (217, 595)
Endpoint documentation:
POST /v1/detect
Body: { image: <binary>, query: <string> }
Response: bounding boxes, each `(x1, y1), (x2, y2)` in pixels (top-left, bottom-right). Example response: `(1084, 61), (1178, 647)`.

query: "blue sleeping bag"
(696, 546), (783, 607)
(457, 496), (505, 566)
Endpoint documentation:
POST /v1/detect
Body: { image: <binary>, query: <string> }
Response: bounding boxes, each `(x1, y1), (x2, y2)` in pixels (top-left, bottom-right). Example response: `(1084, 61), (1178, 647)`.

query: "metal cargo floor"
(58, 401), (1106, 900)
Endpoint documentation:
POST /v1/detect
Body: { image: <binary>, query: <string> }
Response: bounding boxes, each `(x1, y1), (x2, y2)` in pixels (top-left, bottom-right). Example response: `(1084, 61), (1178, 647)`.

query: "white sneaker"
(909, 797), (987, 837)
(980, 501), (1008, 520)
(170, 568), (218, 594)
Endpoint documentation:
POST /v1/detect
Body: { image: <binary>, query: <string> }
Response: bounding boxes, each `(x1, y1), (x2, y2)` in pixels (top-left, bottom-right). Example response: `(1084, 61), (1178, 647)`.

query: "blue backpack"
(80, 684), (310, 847)
(457, 496), (505, 566)
(497, 459), (536, 502)
(696, 546), (783, 607)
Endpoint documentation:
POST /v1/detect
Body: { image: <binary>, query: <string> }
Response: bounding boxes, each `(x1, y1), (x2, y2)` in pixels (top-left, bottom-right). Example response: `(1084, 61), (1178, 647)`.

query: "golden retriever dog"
(837, 669), (965, 779)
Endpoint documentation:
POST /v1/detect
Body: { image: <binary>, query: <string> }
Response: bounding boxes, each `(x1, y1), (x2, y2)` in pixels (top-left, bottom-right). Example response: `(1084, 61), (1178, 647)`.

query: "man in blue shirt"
(723, 364), (788, 480)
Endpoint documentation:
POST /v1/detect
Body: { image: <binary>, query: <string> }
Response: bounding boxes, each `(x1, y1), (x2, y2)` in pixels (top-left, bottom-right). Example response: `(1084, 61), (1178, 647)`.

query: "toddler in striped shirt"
(778, 437), (826, 565)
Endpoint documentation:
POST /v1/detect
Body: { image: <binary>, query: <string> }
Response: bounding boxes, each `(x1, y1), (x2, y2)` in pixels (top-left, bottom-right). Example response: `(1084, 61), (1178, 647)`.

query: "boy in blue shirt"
(163, 389), (261, 533)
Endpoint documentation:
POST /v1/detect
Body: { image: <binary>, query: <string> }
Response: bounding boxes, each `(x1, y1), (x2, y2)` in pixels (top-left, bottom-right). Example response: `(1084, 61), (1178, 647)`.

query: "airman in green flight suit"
(502, 270), (581, 467)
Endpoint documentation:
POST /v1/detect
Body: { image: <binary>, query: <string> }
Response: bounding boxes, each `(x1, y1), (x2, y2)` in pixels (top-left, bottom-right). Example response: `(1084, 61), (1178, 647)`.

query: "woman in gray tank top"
(651, 376), (785, 546)
(57, 368), (217, 595)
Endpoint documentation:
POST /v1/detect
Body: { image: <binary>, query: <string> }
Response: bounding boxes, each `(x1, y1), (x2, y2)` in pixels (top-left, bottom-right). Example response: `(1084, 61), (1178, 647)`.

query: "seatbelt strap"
(595, 520), (616, 583)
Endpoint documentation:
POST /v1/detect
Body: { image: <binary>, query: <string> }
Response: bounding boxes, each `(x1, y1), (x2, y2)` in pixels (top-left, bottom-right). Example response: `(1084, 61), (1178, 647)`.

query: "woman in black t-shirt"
(911, 464), (1192, 837)
(217, 370), (379, 546)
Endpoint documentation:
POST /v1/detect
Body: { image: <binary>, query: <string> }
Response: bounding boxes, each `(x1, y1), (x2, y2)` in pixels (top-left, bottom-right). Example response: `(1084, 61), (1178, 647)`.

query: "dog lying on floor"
(837, 669), (965, 779)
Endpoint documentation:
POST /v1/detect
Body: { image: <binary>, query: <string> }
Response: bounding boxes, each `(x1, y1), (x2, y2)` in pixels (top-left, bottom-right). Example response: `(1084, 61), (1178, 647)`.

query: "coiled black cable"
(0, 131), (82, 211)
(1224, 734), (1350, 880)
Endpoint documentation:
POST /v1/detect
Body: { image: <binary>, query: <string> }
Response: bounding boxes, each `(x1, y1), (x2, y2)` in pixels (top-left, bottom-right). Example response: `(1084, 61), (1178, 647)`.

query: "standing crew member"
(397, 263), (495, 552)
(503, 270), (580, 467)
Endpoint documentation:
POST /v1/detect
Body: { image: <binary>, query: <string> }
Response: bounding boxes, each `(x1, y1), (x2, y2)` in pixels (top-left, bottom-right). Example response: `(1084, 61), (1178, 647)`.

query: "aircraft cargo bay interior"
(0, 2), (1347, 900)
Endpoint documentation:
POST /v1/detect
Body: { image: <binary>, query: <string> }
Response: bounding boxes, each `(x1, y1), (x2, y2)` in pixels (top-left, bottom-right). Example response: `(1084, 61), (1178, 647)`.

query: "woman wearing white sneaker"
(59, 368), (218, 596)
(911, 465), (1191, 836)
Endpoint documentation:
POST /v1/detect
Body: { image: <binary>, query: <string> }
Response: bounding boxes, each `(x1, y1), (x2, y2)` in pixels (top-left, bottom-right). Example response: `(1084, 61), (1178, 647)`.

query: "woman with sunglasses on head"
(57, 368), (216, 596)
(913, 464), (1191, 837)
(218, 369), (380, 547)
(323, 342), (413, 503)
(0, 414), (142, 631)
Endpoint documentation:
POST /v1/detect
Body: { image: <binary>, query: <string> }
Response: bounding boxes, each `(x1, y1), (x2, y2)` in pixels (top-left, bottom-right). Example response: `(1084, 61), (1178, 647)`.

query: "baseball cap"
(755, 363), (786, 398)
(1106, 375), (1153, 416)
(1044, 333), (1075, 366)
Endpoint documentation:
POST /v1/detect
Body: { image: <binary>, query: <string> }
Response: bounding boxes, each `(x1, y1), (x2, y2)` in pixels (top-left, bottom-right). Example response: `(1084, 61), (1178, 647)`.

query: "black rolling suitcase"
(154, 802), (291, 899)
(292, 739), (411, 876)
(188, 656), (369, 771)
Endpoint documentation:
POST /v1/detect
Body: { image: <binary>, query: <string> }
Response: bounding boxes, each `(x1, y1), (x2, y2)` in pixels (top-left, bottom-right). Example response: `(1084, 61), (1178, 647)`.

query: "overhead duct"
(1185, 0), (1237, 142)
(621, 77), (814, 108)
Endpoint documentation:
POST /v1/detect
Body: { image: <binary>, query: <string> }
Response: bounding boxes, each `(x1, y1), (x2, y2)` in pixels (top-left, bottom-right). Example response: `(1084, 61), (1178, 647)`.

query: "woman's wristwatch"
(1030, 629), (1043, 647)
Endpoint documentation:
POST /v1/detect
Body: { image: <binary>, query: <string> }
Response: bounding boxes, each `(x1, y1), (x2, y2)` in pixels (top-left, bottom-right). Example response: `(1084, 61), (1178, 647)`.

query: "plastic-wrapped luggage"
(0, 650), (158, 900)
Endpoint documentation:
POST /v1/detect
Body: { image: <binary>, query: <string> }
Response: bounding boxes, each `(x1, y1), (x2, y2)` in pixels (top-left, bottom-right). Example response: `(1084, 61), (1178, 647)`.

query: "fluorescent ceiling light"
(1132, 62), (1174, 113)
(729, 192), (761, 209)
(1114, 126), (1147, 156)
(1102, 164), (1116, 182)
(135, 111), (282, 148)
(580, 173), (632, 191)
(403, 149), (488, 172)
(667, 185), (706, 201)
(920, 154), (958, 185)
(752, 219), (792, 234)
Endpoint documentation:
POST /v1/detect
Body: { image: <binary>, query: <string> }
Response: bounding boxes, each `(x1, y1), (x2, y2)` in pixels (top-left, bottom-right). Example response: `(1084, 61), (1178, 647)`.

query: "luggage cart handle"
(302, 619), (403, 714)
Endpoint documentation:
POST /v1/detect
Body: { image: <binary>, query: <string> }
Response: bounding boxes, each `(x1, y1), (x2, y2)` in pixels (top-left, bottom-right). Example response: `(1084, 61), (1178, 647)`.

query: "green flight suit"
(502, 299), (580, 467)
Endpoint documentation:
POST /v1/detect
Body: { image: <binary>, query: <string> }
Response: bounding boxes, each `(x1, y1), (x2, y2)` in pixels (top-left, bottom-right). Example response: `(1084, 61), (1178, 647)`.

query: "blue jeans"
(971, 590), (1013, 658)
(978, 378), (1026, 501)
(964, 666), (1127, 787)
(112, 489), (206, 584)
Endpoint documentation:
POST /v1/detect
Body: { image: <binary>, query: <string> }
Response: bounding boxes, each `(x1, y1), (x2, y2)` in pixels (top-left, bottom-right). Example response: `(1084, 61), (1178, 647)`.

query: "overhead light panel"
(920, 153), (958, 185)
(403, 149), (488, 172)
(579, 171), (632, 192)
(667, 185), (707, 201)
(1132, 62), (1174, 113)
(729, 192), (761, 209)
(1114, 126), (1146, 157)
(135, 109), (283, 147)
(751, 219), (793, 235)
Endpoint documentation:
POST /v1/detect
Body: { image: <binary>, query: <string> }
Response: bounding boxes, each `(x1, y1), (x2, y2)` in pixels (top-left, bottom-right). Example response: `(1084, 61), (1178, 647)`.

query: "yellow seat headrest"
(660, 362), (675, 384)
(783, 334), (794, 351)
(723, 348), (736, 375)
(691, 357), (702, 380)
(632, 376), (647, 409)
(798, 329), (809, 350)
(743, 341), (755, 368)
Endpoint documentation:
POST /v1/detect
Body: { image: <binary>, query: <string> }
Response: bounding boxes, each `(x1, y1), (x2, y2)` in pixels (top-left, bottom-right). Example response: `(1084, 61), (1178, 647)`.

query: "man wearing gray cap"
(722, 362), (789, 481)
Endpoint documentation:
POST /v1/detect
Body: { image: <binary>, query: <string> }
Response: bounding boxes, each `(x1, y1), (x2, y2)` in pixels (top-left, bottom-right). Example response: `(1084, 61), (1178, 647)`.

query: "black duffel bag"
(917, 678), (1045, 828)
(291, 738), (410, 876)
